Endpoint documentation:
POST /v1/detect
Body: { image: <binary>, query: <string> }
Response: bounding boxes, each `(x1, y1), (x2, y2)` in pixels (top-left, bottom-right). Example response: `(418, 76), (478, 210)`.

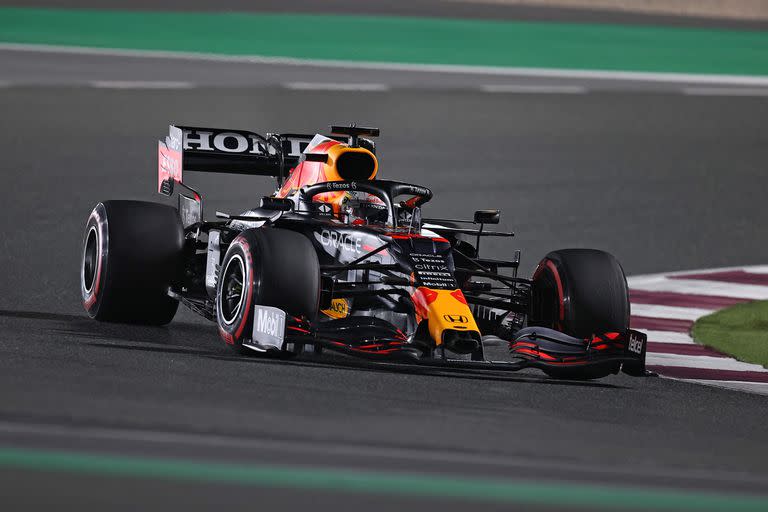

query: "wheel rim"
(82, 226), (99, 294)
(220, 254), (246, 325)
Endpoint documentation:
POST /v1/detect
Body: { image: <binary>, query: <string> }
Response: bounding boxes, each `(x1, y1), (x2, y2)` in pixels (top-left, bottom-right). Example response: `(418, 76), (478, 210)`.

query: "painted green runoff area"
(693, 300), (768, 368)
(0, 447), (767, 510)
(1, 8), (768, 75)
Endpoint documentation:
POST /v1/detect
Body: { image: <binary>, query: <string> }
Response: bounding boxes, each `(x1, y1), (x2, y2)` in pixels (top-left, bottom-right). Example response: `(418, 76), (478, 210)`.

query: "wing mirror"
(260, 197), (294, 212)
(474, 209), (500, 225)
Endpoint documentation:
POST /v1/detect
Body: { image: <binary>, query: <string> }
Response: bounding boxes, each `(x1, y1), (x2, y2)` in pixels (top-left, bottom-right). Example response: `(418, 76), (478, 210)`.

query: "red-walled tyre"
(216, 228), (320, 353)
(80, 201), (182, 325)
(529, 248), (629, 380)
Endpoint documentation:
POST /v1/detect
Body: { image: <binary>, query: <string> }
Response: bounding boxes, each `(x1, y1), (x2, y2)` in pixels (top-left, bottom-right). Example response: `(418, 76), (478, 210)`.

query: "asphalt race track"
(1, 42), (768, 512)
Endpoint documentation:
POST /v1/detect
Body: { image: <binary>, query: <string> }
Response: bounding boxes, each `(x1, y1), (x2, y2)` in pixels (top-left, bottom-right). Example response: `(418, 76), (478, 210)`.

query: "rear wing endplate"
(158, 125), (184, 193)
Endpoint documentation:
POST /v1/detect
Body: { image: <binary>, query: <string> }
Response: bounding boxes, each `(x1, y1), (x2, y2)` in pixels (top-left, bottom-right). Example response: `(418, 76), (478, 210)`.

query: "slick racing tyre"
(216, 228), (320, 353)
(530, 249), (629, 380)
(81, 201), (183, 325)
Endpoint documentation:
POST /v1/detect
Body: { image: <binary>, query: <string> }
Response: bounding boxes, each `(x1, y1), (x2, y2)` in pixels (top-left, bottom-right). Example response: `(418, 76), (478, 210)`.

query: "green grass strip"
(1, 8), (768, 75)
(0, 446), (767, 510)
(693, 300), (768, 368)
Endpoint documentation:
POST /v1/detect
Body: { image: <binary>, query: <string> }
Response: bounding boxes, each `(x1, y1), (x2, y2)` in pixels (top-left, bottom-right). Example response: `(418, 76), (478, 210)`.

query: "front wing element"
(509, 327), (647, 376)
(244, 305), (648, 377)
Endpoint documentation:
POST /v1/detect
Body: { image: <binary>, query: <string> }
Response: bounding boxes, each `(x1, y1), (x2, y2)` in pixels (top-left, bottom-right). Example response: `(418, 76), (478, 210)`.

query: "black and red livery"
(80, 124), (647, 380)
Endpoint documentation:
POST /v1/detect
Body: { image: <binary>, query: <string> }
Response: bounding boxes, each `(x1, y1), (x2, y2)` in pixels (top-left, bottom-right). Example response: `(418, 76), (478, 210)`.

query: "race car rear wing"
(159, 125), (305, 193)
(157, 124), (376, 194)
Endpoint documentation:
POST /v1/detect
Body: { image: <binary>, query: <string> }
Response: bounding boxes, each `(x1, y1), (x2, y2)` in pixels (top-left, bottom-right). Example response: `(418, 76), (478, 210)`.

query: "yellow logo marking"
(322, 298), (349, 319)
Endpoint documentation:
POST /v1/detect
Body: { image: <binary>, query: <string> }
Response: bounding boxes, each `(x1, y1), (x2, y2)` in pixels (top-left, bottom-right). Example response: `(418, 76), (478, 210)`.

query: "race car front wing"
(248, 305), (648, 377)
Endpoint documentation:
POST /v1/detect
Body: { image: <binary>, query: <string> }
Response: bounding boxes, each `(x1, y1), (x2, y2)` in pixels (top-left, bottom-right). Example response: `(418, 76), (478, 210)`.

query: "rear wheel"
(216, 228), (320, 353)
(529, 248), (629, 380)
(80, 201), (182, 325)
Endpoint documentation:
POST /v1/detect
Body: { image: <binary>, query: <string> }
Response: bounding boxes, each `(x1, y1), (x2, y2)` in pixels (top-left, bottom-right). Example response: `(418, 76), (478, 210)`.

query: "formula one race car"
(80, 124), (647, 380)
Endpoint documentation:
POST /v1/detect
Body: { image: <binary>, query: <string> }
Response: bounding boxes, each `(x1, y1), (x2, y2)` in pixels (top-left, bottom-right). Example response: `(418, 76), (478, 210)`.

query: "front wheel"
(529, 248), (629, 380)
(216, 228), (320, 353)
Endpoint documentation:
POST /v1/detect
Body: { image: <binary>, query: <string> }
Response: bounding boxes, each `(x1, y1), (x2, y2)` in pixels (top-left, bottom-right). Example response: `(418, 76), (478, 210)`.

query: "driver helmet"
(340, 192), (389, 225)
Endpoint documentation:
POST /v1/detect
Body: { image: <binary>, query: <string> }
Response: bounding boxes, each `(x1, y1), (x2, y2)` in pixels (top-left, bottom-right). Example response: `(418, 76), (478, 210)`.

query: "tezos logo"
(325, 182), (356, 191)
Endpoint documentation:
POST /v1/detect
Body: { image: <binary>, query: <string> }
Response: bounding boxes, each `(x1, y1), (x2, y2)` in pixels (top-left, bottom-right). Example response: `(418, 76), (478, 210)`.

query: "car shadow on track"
(0, 308), (218, 349)
(204, 352), (622, 389)
(0, 309), (623, 389)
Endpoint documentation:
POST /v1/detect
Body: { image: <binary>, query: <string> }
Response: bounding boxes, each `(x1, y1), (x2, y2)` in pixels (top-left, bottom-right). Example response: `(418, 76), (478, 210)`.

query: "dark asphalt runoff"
(0, 80), (767, 509)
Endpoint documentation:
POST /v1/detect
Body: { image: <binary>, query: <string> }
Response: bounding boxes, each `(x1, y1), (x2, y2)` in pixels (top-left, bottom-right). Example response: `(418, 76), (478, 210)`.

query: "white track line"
(3, 43), (768, 86)
(283, 82), (389, 91)
(628, 264), (768, 283)
(646, 353), (768, 372)
(90, 80), (195, 89)
(744, 265), (768, 274)
(686, 379), (768, 395)
(641, 330), (695, 344)
(682, 87), (768, 97)
(479, 84), (587, 94)
(630, 304), (714, 321)
(628, 277), (768, 300)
